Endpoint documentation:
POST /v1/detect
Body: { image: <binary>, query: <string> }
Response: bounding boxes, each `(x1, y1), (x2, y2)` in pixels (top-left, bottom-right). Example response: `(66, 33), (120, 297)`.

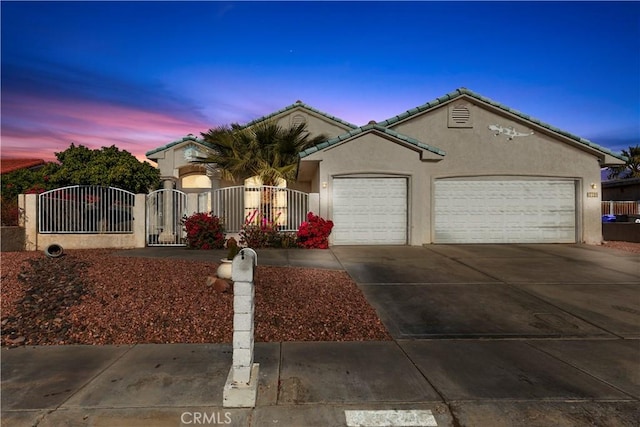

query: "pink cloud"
(1, 95), (213, 163)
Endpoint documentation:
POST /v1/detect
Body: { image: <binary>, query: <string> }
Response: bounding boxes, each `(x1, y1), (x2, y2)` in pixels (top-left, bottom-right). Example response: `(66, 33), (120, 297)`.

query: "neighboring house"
(147, 88), (625, 246)
(602, 178), (640, 201)
(1, 158), (45, 174)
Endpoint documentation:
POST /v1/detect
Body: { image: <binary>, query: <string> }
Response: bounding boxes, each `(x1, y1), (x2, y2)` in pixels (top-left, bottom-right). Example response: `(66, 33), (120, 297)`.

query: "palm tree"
(607, 145), (640, 180)
(199, 120), (326, 186)
(199, 120), (327, 226)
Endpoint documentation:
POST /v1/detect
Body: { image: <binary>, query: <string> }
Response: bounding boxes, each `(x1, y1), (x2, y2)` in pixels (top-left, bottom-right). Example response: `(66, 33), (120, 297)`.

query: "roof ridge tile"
(242, 102), (358, 130)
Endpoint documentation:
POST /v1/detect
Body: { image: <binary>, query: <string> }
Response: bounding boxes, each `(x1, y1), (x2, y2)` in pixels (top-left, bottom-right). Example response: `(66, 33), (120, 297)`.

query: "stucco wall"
(272, 107), (355, 140)
(390, 102), (603, 244)
(305, 132), (432, 245)
(303, 100), (605, 245)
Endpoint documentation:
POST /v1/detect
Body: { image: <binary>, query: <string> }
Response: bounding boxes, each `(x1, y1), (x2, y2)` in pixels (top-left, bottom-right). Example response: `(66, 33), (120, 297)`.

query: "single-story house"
(146, 88), (625, 246)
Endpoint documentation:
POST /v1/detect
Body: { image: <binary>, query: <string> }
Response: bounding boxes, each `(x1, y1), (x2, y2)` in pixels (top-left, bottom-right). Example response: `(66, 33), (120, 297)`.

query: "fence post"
(22, 194), (38, 251)
(133, 194), (146, 248)
(186, 193), (199, 215)
(223, 248), (259, 408)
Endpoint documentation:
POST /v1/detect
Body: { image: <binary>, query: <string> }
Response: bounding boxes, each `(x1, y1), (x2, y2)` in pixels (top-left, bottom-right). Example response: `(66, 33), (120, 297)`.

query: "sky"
(1, 1), (639, 164)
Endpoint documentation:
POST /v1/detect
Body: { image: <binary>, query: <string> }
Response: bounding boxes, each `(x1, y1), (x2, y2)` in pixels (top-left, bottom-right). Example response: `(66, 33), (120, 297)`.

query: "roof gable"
(299, 122), (445, 159)
(242, 101), (358, 130)
(147, 102), (358, 161)
(146, 134), (212, 159)
(378, 87), (626, 163)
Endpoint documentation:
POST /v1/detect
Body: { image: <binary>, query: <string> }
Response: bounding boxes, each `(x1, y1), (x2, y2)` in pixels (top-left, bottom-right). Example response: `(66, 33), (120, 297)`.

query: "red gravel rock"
(602, 241), (640, 254)
(1, 250), (391, 346)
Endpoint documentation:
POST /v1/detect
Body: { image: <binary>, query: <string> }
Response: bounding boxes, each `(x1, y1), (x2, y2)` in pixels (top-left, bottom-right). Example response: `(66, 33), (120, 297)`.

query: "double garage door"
(331, 177), (576, 245)
(434, 179), (576, 244)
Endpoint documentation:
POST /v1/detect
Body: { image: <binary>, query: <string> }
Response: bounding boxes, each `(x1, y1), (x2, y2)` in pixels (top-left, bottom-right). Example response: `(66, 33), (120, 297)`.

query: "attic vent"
(452, 106), (470, 123)
(448, 103), (473, 128)
(291, 114), (307, 127)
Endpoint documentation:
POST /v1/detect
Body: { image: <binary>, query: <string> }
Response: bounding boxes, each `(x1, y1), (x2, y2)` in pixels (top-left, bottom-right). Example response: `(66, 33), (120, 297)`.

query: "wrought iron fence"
(38, 186), (135, 233)
(601, 200), (640, 216)
(146, 189), (188, 246)
(211, 186), (309, 232)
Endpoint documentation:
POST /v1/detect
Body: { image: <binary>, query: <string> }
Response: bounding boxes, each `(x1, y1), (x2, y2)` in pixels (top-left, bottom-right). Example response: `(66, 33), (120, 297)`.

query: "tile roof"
(242, 101), (359, 130)
(146, 102), (357, 159)
(1, 158), (46, 174)
(378, 87), (626, 161)
(145, 134), (211, 157)
(299, 122), (446, 158)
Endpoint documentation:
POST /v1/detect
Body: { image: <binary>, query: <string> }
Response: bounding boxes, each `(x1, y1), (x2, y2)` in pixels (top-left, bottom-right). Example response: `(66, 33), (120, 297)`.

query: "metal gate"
(146, 189), (188, 246)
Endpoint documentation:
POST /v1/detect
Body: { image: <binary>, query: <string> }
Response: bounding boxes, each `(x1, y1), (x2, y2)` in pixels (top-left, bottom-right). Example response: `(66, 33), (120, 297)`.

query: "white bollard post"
(223, 248), (259, 408)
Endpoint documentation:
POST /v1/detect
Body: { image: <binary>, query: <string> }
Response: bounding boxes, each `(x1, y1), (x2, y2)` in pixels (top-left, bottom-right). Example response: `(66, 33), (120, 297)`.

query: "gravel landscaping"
(3, 243), (638, 348)
(602, 241), (640, 254)
(1, 250), (391, 347)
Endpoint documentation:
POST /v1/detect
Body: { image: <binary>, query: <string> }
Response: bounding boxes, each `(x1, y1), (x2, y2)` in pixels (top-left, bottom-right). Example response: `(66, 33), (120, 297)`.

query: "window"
(182, 174), (212, 189)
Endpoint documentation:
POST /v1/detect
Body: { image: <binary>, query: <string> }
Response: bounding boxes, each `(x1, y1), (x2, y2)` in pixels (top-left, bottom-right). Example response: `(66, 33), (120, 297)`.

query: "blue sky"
(1, 1), (638, 162)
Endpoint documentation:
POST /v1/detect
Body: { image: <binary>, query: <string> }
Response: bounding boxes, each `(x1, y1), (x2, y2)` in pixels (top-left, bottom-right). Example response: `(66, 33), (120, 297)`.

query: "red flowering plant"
(240, 209), (281, 248)
(181, 212), (225, 250)
(297, 212), (334, 249)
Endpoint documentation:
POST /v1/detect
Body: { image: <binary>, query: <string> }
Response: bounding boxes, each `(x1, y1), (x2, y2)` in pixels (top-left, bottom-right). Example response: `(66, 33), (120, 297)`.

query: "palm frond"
(196, 119), (328, 183)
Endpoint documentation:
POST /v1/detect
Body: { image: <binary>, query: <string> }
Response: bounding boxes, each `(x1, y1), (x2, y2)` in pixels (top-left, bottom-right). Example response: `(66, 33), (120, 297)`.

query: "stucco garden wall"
(19, 194), (147, 251)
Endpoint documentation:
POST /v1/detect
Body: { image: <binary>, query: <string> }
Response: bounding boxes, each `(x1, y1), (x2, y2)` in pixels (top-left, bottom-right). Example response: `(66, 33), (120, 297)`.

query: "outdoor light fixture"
(590, 183), (597, 189)
(322, 182), (328, 188)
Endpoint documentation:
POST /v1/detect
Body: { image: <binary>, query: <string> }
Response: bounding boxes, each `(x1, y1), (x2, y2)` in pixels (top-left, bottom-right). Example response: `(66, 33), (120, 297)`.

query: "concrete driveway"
(331, 244), (639, 339)
(332, 244), (640, 425)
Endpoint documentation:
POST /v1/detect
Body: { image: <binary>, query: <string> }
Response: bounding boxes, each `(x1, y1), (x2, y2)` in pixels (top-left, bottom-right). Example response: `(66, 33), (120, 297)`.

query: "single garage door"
(332, 177), (407, 245)
(434, 179), (576, 243)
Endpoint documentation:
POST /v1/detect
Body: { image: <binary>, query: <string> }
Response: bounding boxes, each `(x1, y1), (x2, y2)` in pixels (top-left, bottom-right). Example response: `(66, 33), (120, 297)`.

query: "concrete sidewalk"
(2, 340), (637, 426)
(1, 342), (447, 427)
(2, 245), (639, 426)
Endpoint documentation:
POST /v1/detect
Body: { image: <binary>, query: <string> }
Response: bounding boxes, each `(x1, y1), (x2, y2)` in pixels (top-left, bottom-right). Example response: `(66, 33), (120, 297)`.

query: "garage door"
(332, 177), (407, 245)
(434, 179), (576, 243)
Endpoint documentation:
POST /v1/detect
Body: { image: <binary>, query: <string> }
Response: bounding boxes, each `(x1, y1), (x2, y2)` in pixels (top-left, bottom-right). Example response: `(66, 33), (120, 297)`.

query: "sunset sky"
(1, 1), (638, 164)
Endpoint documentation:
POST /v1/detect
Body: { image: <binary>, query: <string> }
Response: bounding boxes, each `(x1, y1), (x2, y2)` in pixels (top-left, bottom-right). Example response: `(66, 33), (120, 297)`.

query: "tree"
(1, 144), (160, 225)
(607, 145), (640, 180)
(199, 120), (327, 186)
(1, 162), (60, 200)
(49, 144), (160, 193)
(1, 162), (60, 225)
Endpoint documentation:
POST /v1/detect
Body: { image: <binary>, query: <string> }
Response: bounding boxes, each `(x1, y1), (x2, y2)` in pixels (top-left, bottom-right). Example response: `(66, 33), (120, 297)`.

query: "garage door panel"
(434, 180), (576, 244)
(333, 178), (407, 245)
